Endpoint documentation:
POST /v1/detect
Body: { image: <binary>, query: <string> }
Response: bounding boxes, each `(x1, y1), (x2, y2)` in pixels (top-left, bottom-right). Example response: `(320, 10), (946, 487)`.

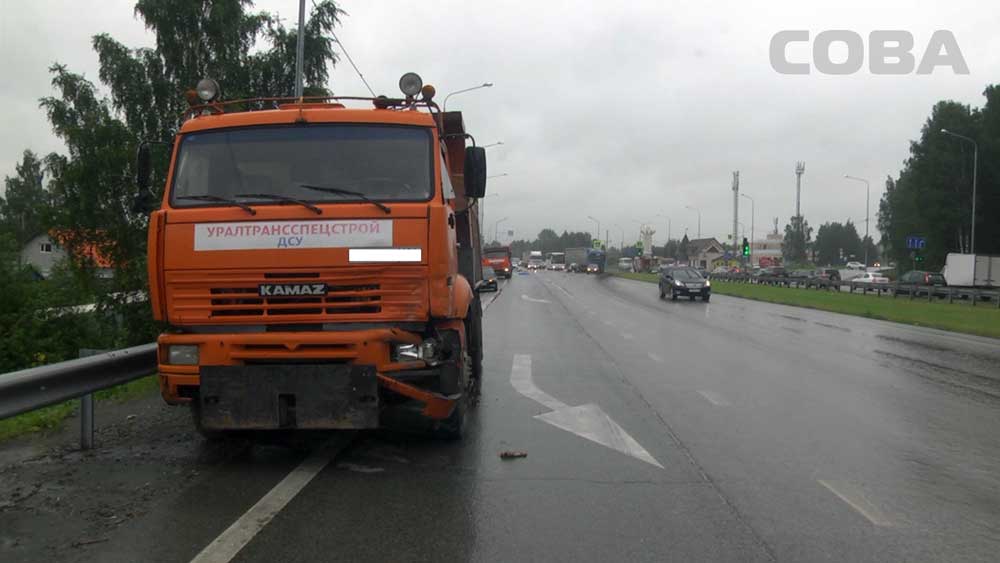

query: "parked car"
(896, 270), (947, 295)
(479, 267), (499, 292)
(789, 269), (813, 280)
(845, 261), (865, 270)
(659, 267), (711, 302)
(806, 268), (840, 288)
(852, 272), (890, 284)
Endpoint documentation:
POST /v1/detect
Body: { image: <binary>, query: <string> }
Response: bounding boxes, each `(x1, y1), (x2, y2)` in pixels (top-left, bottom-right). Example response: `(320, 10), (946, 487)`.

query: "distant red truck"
(483, 246), (513, 278)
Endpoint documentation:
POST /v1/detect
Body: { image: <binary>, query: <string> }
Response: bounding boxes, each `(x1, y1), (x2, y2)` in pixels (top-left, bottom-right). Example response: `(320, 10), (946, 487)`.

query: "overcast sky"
(2, 0), (999, 245)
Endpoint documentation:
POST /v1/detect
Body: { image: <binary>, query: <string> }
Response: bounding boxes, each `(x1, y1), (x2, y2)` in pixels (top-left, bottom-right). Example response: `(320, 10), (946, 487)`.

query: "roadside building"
(686, 238), (725, 269)
(751, 232), (784, 267)
(19, 231), (115, 279)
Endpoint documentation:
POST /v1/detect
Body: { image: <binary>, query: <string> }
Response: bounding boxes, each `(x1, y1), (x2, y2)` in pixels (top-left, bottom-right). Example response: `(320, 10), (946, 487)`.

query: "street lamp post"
(685, 205), (701, 238)
(442, 82), (494, 112)
(614, 225), (626, 250)
(481, 173), (508, 235)
(587, 216), (600, 246)
(494, 217), (509, 243)
(482, 141), (504, 149)
(941, 129), (979, 253)
(739, 193), (754, 263)
(843, 175), (870, 266)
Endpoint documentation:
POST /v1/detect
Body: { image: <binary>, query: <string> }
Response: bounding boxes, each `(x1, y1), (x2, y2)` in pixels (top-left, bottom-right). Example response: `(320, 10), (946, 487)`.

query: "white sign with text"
(194, 220), (393, 251)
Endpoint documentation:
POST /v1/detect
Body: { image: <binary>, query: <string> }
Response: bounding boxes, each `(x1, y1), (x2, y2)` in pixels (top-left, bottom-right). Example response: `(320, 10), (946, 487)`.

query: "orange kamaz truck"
(136, 73), (487, 438)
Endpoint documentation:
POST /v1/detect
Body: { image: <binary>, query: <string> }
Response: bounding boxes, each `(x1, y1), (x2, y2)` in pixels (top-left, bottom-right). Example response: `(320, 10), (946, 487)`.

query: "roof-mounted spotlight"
(195, 78), (221, 102)
(420, 84), (436, 102)
(399, 72), (423, 98)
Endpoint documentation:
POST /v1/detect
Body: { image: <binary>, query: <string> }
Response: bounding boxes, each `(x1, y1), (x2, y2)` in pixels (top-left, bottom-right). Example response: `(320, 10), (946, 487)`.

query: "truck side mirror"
(133, 142), (153, 213)
(464, 146), (487, 199)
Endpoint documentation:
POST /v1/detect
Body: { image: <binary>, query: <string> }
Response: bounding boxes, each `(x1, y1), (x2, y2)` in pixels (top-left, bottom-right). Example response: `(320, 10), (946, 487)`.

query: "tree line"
(877, 88), (1000, 270)
(0, 0), (344, 372)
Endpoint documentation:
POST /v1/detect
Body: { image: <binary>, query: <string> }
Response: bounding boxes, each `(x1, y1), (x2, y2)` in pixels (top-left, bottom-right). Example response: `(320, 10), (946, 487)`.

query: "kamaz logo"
(258, 283), (328, 297)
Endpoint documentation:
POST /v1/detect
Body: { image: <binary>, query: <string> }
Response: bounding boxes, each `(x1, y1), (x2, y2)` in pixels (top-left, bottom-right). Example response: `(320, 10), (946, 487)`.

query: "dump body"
(146, 98), (485, 434)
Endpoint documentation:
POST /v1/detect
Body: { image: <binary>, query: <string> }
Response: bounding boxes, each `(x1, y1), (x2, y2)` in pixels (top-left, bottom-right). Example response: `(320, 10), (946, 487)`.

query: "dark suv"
(897, 270), (946, 295)
(659, 267), (711, 302)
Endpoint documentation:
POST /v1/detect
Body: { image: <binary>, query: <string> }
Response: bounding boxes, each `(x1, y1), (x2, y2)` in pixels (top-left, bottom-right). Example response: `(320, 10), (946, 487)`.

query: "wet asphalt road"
(6, 269), (1000, 562)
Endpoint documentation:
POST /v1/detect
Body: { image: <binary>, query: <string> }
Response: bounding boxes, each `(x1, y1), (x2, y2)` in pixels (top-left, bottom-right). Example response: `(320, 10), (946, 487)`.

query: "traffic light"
(915, 253), (924, 263)
(741, 237), (750, 257)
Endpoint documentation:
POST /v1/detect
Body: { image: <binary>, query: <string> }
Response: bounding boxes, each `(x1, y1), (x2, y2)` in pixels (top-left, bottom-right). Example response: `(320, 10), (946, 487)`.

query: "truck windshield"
(484, 250), (509, 260)
(170, 124), (433, 207)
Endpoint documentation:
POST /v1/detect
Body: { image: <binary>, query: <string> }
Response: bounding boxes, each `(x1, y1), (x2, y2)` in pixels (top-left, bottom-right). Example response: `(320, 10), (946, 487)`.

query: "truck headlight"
(393, 340), (439, 364)
(167, 344), (199, 365)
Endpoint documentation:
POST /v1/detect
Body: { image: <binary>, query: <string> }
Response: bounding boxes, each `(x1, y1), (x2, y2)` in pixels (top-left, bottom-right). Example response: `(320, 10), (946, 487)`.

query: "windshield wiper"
(298, 183), (391, 214)
(177, 195), (256, 215)
(235, 193), (322, 215)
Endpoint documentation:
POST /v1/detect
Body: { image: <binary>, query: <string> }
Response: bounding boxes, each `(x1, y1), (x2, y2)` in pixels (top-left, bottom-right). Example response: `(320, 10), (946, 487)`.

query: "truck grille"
(166, 268), (427, 323)
(208, 284), (381, 316)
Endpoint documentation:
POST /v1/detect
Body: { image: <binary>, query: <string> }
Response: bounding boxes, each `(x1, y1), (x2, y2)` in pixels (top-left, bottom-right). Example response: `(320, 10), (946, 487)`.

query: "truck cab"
(137, 74), (487, 438)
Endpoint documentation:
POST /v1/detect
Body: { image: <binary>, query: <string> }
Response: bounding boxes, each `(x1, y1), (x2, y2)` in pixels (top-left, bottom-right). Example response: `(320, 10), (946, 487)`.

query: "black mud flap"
(199, 365), (378, 430)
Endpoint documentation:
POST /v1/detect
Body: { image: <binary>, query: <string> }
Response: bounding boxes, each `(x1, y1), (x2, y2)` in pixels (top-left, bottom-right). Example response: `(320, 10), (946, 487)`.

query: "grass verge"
(0, 374), (159, 442)
(612, 273), (1000, 339)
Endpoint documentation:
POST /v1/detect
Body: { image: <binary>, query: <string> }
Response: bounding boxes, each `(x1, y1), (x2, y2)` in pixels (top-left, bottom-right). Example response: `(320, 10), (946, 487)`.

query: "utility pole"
(294, 0), (306, 98)
(732, 171), (740, 256)
(794, 161), (805, 220)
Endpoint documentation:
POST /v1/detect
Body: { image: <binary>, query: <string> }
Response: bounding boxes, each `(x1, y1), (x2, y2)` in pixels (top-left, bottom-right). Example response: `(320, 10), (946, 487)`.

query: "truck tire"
(467, 296), (484, 401)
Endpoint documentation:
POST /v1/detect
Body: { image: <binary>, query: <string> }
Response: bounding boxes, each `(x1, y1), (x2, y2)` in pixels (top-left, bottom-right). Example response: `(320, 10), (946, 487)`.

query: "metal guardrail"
(708, 273), (1000, 307)
(0, 343), (157, 448)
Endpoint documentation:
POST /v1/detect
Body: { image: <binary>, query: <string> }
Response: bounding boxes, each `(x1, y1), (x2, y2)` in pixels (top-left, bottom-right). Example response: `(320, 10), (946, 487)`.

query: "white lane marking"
(622, 332), (634, 340)
(190, 450), (333, 563)
(510, 354), (663, 469)
(521, 294), (551, 304)
(647, 353), (664, 363)
(536, 404), (664, 469)
(697, 390), (731, 407)
(510, 354), (567, 411)
(818, 480), (895, 527)
(553, 283), (572, 297)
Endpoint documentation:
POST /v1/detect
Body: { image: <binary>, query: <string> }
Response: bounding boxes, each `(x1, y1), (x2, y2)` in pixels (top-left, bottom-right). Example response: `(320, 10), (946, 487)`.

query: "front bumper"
(158, 328), (459, 427)
(199, 364), (379, 430)
(670, 284), (711, 297)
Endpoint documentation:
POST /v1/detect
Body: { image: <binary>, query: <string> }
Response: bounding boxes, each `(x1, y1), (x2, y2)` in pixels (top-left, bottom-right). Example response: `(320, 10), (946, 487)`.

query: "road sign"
(906, 236), (926, 250)
(636, 241), (643, 250)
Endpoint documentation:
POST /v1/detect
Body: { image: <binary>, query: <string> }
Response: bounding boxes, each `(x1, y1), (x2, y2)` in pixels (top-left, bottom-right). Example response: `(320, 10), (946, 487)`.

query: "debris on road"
(499, 450), (528, 460)
(71, 537), (109, 548)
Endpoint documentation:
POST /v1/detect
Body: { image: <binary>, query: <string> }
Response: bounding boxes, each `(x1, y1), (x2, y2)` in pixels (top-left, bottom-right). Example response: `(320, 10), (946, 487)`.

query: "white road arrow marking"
(510, 354), (663, 469)
(521, 294), (551, 304)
